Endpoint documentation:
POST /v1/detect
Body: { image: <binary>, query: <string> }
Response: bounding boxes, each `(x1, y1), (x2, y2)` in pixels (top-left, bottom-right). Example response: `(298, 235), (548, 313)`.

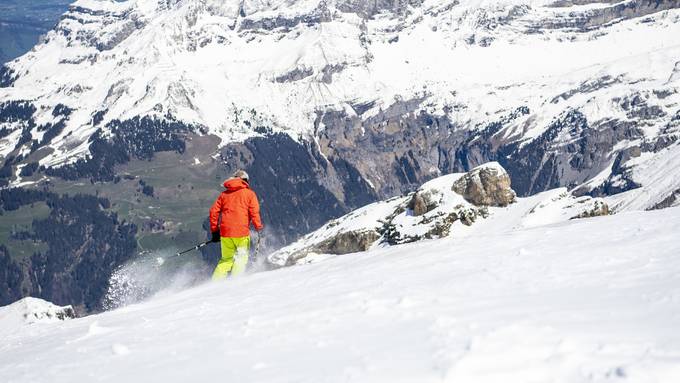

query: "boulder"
(407, 189), (439, 216)
(285, 229), (381, 265)
(452, 162), (516, 207)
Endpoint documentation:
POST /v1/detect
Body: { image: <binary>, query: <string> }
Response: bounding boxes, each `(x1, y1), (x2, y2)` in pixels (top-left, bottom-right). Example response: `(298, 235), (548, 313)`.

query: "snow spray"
(102, 249), (210, 310)
(102, 230), (283, 310)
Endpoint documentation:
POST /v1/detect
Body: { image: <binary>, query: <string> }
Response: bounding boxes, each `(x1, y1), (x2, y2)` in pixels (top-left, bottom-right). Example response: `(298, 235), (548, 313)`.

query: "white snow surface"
(2, 206), (680, 382)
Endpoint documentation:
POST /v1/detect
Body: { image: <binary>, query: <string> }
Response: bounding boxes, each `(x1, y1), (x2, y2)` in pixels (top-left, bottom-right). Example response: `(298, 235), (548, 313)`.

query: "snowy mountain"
(2, 203), (679, 382)
(1, 0), (680, 312)
(1, 0), (679, 204)
(0, 0), (72, 64)
(1, 2), (679, 376)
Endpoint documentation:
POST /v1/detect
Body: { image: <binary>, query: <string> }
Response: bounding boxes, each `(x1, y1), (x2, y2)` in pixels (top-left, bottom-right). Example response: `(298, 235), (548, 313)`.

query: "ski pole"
(175, 240), (211, 257)
(254, 232), (262, 258)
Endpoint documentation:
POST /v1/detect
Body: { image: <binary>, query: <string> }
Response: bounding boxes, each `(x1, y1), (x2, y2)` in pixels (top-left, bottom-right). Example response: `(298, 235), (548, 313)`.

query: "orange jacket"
(209, 178), (263, 238)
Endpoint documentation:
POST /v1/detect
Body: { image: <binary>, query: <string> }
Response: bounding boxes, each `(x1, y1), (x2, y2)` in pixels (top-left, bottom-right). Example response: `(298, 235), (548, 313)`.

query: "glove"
(211, 231), (220, 243)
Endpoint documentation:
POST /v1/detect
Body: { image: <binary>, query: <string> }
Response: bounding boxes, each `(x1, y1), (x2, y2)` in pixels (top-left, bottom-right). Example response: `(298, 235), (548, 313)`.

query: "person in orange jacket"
(209, 170), (264, 279)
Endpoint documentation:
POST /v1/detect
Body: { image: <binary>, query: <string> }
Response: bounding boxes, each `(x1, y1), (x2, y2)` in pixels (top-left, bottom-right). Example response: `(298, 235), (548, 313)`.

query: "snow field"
(1, 206), (680, 382)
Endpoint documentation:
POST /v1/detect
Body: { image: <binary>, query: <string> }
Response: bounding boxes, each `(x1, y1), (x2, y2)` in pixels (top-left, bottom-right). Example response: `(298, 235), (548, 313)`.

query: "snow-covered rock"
(267, 168), (485, 266)
(269, 162), (613, 266)
(517, 188), (609, 228)
(0, 297), (75, 329)
(451, 162), (516, 207)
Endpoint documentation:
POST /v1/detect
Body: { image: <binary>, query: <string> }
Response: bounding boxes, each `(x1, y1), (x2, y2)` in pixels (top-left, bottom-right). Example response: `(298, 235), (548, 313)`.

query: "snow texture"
(1, 0), (680, 210)
(2, 203), (679, 382)
(0, 297), (75, 333)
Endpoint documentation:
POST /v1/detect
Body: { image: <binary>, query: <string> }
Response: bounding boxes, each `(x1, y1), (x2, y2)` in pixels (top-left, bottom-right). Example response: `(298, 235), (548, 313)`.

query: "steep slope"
(1, 0), (680, 311)
(1, 206), (679, 382)
(0, 1), (72, 64)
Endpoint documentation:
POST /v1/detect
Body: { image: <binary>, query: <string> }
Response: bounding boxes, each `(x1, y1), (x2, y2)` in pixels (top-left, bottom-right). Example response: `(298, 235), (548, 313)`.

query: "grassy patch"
(45, 134), (227, 254)
(0, 202), (50, 260)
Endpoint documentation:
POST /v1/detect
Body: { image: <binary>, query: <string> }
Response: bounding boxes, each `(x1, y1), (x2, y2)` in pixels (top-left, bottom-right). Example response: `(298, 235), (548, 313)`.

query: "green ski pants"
(212, 236), (250, 280)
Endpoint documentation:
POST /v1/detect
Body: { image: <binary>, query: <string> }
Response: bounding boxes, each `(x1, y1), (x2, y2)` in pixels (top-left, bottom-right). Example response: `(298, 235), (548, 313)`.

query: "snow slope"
(2, 206), (679, 382)
(0, 297), (75, 333)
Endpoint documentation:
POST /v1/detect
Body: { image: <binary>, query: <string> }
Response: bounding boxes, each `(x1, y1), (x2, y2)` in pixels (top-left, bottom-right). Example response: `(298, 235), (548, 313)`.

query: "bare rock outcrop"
(407, 189), (440, 216)
(452, 162), (516, 207)
(284, 229), (381, 266)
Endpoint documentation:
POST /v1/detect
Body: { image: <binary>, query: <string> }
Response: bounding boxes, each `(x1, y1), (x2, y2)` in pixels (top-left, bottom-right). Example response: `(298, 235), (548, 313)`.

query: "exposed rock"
(580, 146), (644, 197)
(571, 199), (610, 218)
(315, 230), (380, 254)
(407, 189), (439, 216)
(523, 188), (610, 226)
(320, 63), (346, 84)
(285, 229), (381, 266)
(536, 0), (680, 31)
(452, 163), (516, 207)
(549, 1), (621, 8)
(409, 193), (428, 216)
(551, 75), (621, 104)
(648, 188), (680, 210)
(337, 0), (426, 18)
(492, 110), (644, 197)
(239, 3), (332, 32)
(668, 61), (680, 83)
(616, 94), (666, 120)
(274, 66), (314, 83)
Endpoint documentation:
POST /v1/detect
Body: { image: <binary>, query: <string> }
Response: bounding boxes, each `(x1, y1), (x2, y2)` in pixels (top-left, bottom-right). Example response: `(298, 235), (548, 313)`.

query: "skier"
(209, 170), (264, 279)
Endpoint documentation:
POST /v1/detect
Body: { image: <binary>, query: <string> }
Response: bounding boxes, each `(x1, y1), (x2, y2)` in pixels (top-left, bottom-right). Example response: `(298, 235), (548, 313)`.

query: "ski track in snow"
(1, 207), (680, 382)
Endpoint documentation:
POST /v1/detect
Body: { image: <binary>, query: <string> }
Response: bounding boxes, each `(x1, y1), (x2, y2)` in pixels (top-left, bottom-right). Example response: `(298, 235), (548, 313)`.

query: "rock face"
(314, 230), (381, 255)
(284, 230), (381, 265)
(649, 188), (680, 210)
(451, 163), (516, 207)
(408, 188), (440, 216)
